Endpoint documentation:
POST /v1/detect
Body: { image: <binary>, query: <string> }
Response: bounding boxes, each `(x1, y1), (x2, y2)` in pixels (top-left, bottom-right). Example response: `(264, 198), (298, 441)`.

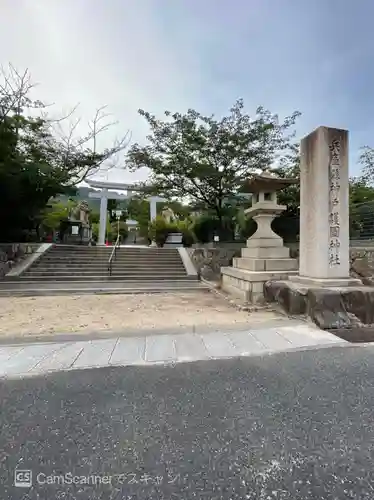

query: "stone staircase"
(0, 245), (205, 296)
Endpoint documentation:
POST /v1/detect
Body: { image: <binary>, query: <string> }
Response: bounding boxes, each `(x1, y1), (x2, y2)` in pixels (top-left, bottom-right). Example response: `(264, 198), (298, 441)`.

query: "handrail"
(108, 234), (121, 276)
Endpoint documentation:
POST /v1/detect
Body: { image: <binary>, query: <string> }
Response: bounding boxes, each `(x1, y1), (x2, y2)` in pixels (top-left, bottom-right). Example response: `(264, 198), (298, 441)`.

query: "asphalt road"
(1, 345), (374, 499)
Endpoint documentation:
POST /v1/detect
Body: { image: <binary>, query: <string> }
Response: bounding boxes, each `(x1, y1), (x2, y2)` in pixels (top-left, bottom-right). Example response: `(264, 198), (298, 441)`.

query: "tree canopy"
(359, 146), (374, 184)
(128, 100), (300, 221)
(0, 65), (130, 242)
(3, 63), (374, 245)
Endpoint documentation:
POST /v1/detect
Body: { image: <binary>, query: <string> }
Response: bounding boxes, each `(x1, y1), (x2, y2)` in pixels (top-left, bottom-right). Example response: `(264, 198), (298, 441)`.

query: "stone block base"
(234, 257), (298, 272)
(221, 267), (298, 304)
(221, 273), (265, 304)
(241, 246), (290, 259)
(264, 280), (374, 330)
(246, 237), (283, 248)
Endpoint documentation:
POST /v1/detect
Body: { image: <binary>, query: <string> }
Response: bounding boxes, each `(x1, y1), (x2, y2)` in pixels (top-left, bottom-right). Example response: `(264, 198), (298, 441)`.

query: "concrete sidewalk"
(0, 321), (344, 379)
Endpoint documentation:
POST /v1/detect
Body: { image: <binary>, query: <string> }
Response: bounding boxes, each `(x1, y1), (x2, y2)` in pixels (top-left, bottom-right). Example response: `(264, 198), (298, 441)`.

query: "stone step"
(43, 256), (182, 260)
(49, 252), (181, 256)
(34, 260), (183, 269)
(44, 248), (180, 253)
(47, 248), (180, 252)
(39, 253), (183, 258)
(23, 268), (188, 275)
(1, 278), (199, 286)
(0, 280), (207, 297)
(13, 245), (195, 285)
(28, 271), (187, 277)
(29, 268), (186, 274)
(30, 263), (186, 269)
(45, 246), (180, 253)
(42, 256), (181, 262)
(22, 274), (189, 280)
(15, 274), (195, 281)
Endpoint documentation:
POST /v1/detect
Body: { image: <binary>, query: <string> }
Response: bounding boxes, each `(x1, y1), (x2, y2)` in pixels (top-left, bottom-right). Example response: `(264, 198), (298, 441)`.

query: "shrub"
(272, 214), (299, 243)
(148, 216), (170, 246)
(105, 224), (114, 244)
(192, 215), (216, 243)
(91, 222), (99, 241)
(176, 219), (195, 247)
(92, 220), (129, 244)
(235, 209), (299, 242)
(236, 210), (257, 240)
(181, 230), (194, 247)
(110, 221), (128, 242)
(148, 217), (195, 247)
(192, 215), (235, 243)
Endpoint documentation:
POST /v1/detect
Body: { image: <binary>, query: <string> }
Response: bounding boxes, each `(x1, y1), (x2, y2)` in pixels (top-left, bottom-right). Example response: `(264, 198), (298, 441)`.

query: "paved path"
(0, 322), (343, 379)
(1, 345), (373, 499)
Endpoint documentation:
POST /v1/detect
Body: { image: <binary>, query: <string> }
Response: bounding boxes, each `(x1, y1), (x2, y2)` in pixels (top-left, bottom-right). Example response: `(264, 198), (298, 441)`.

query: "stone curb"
(0, 318), (312, 346)
(0, 324), (264, 346)
(178, 247), (198, 277)
(5, 243), (52, 277)
(1, 340), (355, 381)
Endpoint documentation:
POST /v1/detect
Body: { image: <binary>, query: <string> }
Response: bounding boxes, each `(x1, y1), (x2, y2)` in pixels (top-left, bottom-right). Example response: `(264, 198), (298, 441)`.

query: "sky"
(2, 0), (374, 184)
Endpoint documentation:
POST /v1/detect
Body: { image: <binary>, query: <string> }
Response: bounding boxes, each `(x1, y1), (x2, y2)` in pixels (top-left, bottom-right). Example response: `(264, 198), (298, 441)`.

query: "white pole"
(99, 189), (108, 245)
(150, 198), (157, 221)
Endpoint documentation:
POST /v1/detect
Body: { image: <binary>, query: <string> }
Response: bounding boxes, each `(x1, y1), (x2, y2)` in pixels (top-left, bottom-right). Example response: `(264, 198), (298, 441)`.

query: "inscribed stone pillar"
(292, 126), (360, 286)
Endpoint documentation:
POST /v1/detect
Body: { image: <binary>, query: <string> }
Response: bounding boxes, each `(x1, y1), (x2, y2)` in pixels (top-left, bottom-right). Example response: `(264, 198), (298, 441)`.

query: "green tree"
(128, 100), (300, 225)
(107, 199), (118, 223)
(0, 64), (131, 242)
(349, 176), (374, 204)
(165, 201), (191, 219)
(148, 216), (169, 246)
(359, 146), (374, 184)
(89, 211), (100, 224)
(273, 143), (300, 216)
(126, 197), (151, 238)
(41, 200), (77, 233)
(349, 177), (374, 239)
(272, 159), (374, 241)
(110, 220), (128, 242)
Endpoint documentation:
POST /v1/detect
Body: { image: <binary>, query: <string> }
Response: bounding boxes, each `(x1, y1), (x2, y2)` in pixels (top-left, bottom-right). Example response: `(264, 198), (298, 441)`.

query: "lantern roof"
(246, 171), (298, 193)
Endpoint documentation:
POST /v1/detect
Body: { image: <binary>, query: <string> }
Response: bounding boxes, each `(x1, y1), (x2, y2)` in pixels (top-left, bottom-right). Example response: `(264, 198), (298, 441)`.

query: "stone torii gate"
(86, 179), (165, 245)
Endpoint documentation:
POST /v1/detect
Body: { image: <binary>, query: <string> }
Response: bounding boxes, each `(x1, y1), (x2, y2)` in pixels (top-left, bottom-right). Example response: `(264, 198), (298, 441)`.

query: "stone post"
(290, 126), (360, 286)
(149, 198), (158, 221)
(148, 196), (166, 247)
(148, 196), (166, 221)
(98, 189), (108, 245)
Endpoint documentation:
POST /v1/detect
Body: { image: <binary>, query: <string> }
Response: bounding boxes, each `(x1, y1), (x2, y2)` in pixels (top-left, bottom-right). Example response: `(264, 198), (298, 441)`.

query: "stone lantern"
(59, 200), (92, 245)
(244, 172), (296, 244)
(221, 172), (299, 304)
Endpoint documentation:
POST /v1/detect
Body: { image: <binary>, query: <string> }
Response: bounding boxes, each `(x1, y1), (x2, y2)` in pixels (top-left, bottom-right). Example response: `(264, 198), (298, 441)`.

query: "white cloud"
(0, 0), (205, 184)
(2, 0), (373, 183)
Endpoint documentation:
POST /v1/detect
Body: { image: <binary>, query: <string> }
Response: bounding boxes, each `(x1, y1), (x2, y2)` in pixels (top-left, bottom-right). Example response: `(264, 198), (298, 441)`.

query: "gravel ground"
(0, 292), (282, 338)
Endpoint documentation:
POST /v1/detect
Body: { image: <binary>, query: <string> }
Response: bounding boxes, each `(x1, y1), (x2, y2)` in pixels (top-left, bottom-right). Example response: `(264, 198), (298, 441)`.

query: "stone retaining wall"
(288, 245), (374, 267)
(186, 246), (243, 280)
(350, 247), (374, 267)
(191, 242), (246, 250)
(187, 244), (374, 281)
(0, 243), (41, 279)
